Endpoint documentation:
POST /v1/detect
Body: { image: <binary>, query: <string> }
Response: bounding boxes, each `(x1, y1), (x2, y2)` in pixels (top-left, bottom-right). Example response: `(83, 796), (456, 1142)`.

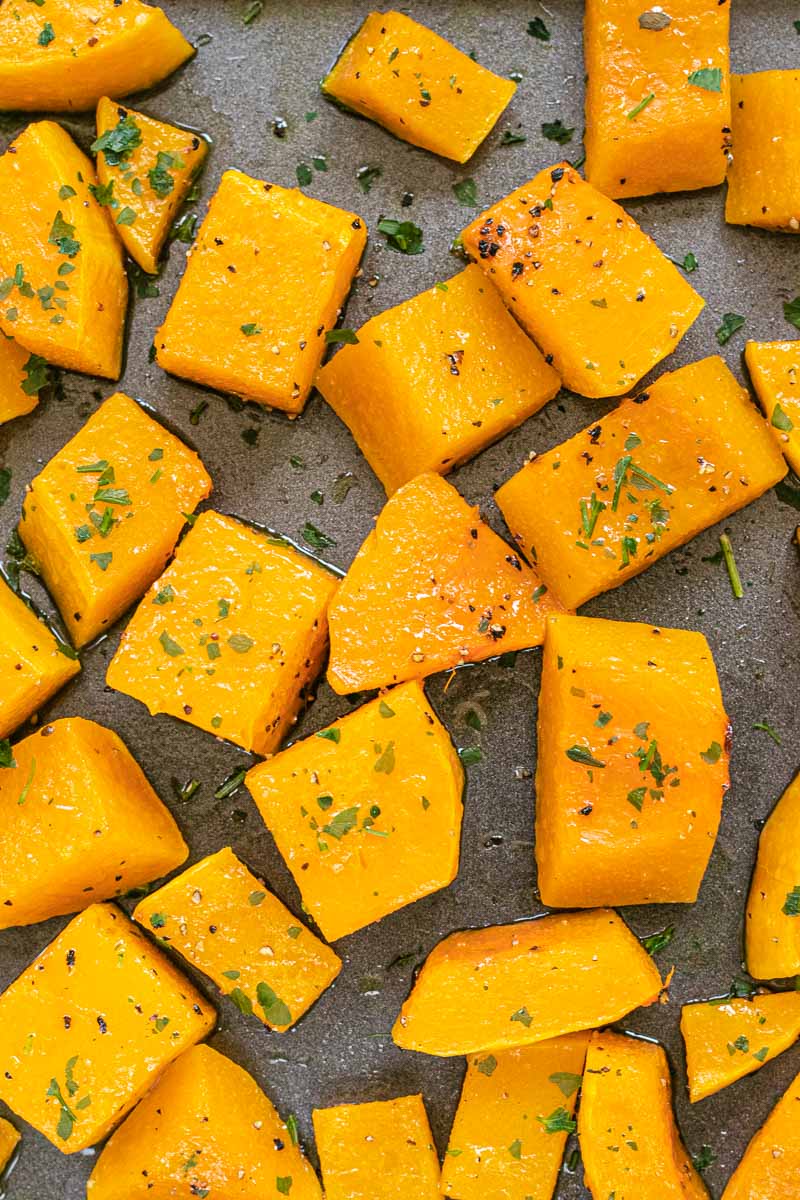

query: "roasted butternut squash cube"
(726, 72), (800, 232)
(585, 0), (731, 199)
(156, 170), (366, 414)
(721, 1068), (800, 1200)
(313, 1095), (439, 1200)
(0, 336), (40, 426)
(134, 847), (341, 1030)
(0, 903), (214, 1153)
(441, 1034), (589, 1200)
(392, 909), (661, 1057)
(0, 0), (193, 112)
(0, 121), (127, 379)
(536, 614), (730, 909)
(580, 1030), (708, 1200)
(95, 98), (208, 275)
(681, 992), (800, 1103)
(322, 11), (515, 163)
(746, 772), (800, 980)
(246, 681), (464, 941)
(87, 1043), (322, 1200)
(497, 356), (787, 610)
(0, 717), (187, 929)
(316, 265), (560, 495)
(19, 392), (212, 648)
(0, 1117), (19, 1175)
(0, 578), (80, 739)
(327, 473), (563, 694)
(745, 340), (800, 474)
(461, 163), (703, 398)
(107, 510), (337, 755)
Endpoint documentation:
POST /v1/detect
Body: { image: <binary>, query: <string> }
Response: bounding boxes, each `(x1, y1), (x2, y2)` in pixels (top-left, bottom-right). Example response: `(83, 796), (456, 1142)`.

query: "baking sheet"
(1, 1), (799, 1196)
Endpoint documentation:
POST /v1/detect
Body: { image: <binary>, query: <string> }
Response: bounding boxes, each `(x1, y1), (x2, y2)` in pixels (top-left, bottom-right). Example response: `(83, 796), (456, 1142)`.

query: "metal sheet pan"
(1, 2), (799, 1195)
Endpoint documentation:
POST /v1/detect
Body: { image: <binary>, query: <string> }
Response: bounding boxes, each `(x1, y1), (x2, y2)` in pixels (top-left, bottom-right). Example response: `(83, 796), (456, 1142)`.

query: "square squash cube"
(322, 10), (516, 163)
(156, 170), (366, 413)
(0, 903), (214, 1153)
(461, 162), (704, 398)
(134, 847), (341, 1030)
(20, 391), (211, 648)
(496, 356), (787, 610)
(745, 340), (800, 474)
(0, 336), (40, 426)
(246, 681), (464, 941)
(585, 0), (731, 199)
(0, 577), (80, 739)
(537, 614), (730, 909)
(107, 510), (338, 754)
(315, 265), (560, 494)
(727, 72), (800, 231)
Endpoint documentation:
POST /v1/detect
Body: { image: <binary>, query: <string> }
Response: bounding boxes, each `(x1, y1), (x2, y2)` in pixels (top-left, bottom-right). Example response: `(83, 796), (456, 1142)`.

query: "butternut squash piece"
(0, 121), (127, 379)
(0, 1118), (19, 1176)
(321, 11), (515, 163)
(87, 1043), (322, 1200)
(585, 0), (731, 199)
(19, 391), (212, 648)
(580, 1030), (708, 1200)
(0, 903), (214, 1153)
(721, 1068), (800, 1200)
(0, 717), (186, 930)
(745, 340), (800, 474)
(726, 72), (800, 232)
(746, 773), (800, 980)
(497, 356), (787, 610)
(392, 909), (661, 1056)
(461, 163), (703, 398)
(0, 0), (193, 112)
(156, 170), (366, 414)
(441, 1033), (590, 1200)
(681, 992), (800, 1103)
(0, 336), (40, 426)
(0, 578), (80, 740)
(536, 614), (730, 908)
(313, 1094), (440, 1200)
(134, 847), (341, 1030)
(315, 265), (561, 495)
(327, 472), (563, 694)
(246, 681), (464, 941)
(107, 510), (337, 755)
(95, 98), (208, 275)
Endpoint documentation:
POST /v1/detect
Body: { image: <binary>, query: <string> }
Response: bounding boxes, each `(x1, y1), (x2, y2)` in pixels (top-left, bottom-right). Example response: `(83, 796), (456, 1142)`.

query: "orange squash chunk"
(0, 717), (186, 930)
(0, 121), (127, 379)
(681, 992), (800, 1103)
(134, 847), (341, 1031)
(0, 0), (192, 113)
(580, 1030), (708, 1200)
(321, 10), (515, 163)
(461, 163), (703, 398)
(726, 72), (800, 232)
(746, 773), (800, 980)
(95, 98), (208, 275)
(441, 1034), (590, 1200)
(0, 336), (40, 426)
(496, 356), (787, 610)
(315, 265), (560, 495)
(19, 392), (211, 648)
(392, 909), (661, 1057)
(0, 903), (213, 1153)
(246, 681), (464, 941)
(156, 170), (366, 414)
(0, 1117), (19, 1175)
(721, 1067), (800, 1200)
(327, 473), (563, 694)
(536, 614), (730, 908)
(585, 0), (731, 200)
(107, 510), (337, 755)
(745, 341), (800, 474)
(87, 1043), (323, 1200)
(0, 578), (80, 739)
(313, 1094), (440, 1200)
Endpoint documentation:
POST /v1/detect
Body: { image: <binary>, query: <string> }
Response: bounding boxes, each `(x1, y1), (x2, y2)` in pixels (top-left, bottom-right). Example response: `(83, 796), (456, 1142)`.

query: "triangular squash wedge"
(0, 121), (127, 379)
(327, 472), (565, 693)
(0, 334), (40, 425)
(681, 991), (800, 1102)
